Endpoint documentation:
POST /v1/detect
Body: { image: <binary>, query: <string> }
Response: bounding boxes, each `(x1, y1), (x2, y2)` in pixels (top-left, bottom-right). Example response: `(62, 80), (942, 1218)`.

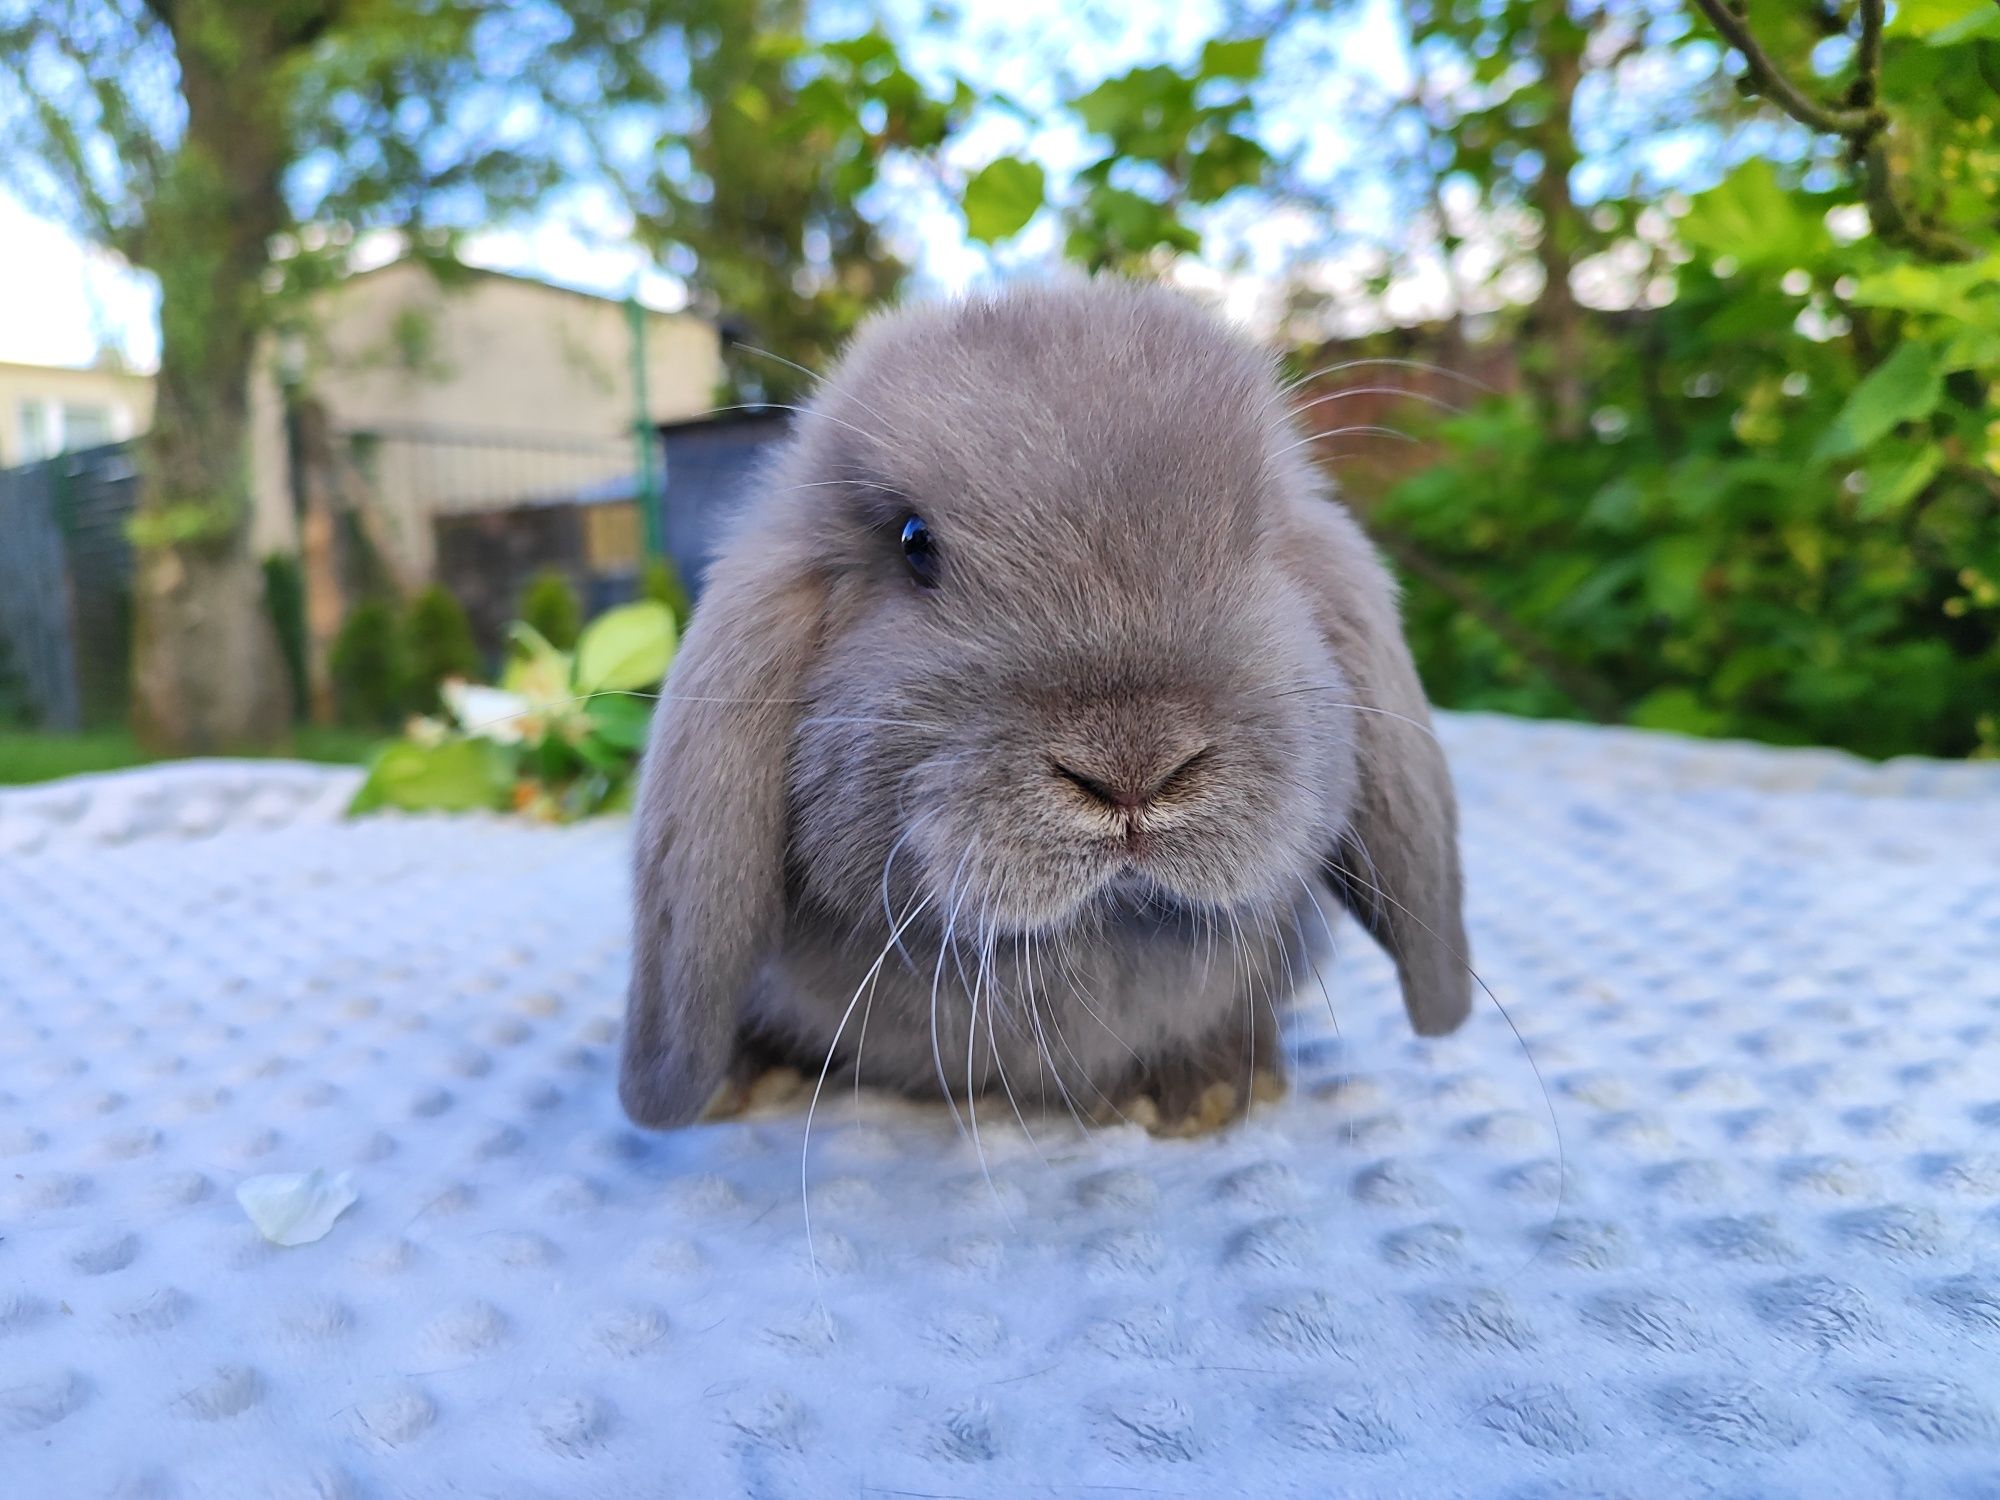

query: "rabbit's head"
(621, 278), (1466, 1127)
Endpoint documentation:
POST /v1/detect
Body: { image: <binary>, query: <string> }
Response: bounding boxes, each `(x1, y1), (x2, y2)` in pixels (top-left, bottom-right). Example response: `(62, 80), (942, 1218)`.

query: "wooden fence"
(0, 444), (138, 731)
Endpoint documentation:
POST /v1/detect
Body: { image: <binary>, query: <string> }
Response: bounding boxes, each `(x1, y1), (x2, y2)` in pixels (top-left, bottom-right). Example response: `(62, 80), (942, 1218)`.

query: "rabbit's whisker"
(705, 400), (885, 449)
(1025, 931), (1090, 1133)
(802, 886), (934, 1299)
(1294, 874), (1356, 1154)
(1275, 356), (1496, 403)
(1270, 424), (1422, 466)
(963, 894), (1009, 1223)
(1041, 933), (1133, 1128)
(729, 342), (827, 395)
(1267, 687), (1444, 746)
(1290, 383), (1464, 420)
(797, 714), (941, 732)
(1328, 842), (1565, 1280)
(732, 343), (907, 446)
(880, 813), (939, 975)
(930, 843), (979, 1143)
(984, 926), (1045, 1168)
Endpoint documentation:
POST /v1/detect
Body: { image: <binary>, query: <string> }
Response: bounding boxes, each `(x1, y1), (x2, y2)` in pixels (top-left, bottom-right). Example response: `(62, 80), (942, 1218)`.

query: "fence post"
(627, 293), (664, 560)
(288, 396), (344, 726)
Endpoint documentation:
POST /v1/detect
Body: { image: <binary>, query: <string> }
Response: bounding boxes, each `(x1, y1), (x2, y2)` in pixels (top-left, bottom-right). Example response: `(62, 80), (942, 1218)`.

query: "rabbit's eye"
(900, 513), (940, 589)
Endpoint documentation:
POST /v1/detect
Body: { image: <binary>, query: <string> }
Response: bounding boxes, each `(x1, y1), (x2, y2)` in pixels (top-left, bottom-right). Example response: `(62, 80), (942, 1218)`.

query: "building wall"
(0, 362), (154, 470)
(247, 259), (722, 573)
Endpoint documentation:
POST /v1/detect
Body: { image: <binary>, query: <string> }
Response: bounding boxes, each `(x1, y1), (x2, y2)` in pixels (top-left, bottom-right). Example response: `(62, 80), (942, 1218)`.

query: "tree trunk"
(128, 1), (303, 753)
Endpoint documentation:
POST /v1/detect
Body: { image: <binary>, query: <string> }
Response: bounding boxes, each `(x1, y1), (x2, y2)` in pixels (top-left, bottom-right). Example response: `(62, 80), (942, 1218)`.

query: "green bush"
(640, 555), (693, 631)
(328, 600), (408, 729)
(403, 584), (481, 715)
(261, 554), (308, 724)
(1377, 165), (2000, 761)
(519, 569), (582, 651)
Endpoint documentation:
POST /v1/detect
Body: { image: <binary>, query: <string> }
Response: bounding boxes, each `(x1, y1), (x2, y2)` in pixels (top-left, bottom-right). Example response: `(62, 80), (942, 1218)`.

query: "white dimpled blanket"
(3, 713), (1999, 1499)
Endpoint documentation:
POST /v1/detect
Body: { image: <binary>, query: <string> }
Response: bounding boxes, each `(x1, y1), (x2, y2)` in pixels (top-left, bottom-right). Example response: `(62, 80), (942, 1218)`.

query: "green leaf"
(1071, 67), (1189, 138)
(1945, 324), (2000, 371)
(1630, 686), (1728, 737)
(585, 691), (655, 752)
(1198, 37), (1265, 80)
(574, 733), (629, 777)
(1644, 535), (1714, 616)
(347, 739), (513, 816)
(1186, 131), (1270, 200)
(1889, 0), (2000, 42)
(574, 601), (678, 695)
(1678, 160), (1832, 271)
(1812, 340), (1947, 460)
(1846, 256), (2000, 326)
(961, 156), (1046, 242)
(1858, 442), (1944, 518)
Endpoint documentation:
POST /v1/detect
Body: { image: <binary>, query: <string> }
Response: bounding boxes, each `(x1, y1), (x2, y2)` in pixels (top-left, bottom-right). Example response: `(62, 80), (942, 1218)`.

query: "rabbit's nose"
(1052, 745), (1210, 812)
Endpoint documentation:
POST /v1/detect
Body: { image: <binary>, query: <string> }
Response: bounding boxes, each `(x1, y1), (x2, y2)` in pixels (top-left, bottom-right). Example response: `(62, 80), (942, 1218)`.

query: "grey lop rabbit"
(619, 277), (1468, 1132)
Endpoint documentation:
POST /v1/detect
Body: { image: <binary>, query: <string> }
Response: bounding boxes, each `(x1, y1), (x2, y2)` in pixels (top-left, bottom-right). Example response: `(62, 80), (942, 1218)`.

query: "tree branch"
(1860, 143), (1976, 260)
(1692, 0), (1973, 262)
(1690, 0), (1880, 137)
(1855, 0), (1884, 102)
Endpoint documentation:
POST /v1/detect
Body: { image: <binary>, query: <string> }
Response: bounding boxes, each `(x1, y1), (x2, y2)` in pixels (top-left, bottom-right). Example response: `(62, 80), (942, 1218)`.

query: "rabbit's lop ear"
(1293, 500), (1471, 1037)
(619, 541), (823, 1128)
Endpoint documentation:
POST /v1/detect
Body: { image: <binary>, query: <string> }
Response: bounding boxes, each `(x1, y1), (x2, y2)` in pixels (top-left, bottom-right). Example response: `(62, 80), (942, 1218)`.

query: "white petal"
(442, 682), (530, 744)
(235, 1169), (358, 1247)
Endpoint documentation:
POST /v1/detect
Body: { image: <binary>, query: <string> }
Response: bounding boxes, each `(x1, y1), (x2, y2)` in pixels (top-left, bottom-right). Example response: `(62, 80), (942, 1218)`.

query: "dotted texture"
(3, 715), (1999, 1499)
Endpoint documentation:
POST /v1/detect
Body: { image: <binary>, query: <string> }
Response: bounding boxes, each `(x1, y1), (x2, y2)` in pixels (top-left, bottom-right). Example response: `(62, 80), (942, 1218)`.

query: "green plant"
(403, 584), (481, 715)
(261, 554), (308, 724)
(328, 600), (408, 730)
(519, 569), (583, 651)
(1365, 1), (2000, 761)
(961, 37), (1267, 271)
(640, 555), (693, 632)
(348, 600), (678, 821)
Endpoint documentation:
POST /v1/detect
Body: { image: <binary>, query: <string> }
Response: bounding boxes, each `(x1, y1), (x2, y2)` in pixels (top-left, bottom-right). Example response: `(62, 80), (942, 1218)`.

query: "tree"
(622, 7), (964, 402)
(0, 0), (949, 750)
(940, 1), (1998, 756)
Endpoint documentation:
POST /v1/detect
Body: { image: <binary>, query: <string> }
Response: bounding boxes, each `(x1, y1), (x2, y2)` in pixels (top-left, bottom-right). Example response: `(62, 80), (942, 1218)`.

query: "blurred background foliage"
(951, 0), (1999, 759)
(2, 0), (1994, 769)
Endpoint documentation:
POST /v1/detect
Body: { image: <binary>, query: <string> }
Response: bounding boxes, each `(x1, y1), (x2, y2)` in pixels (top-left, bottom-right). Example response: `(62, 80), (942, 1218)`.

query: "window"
(17, 399), (51, 463)
(11, 399), (125, 462)
(61, 404), (115, 451)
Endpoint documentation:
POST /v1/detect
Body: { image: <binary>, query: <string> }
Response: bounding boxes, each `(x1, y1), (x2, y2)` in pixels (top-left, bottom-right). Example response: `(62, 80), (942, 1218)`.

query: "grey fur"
(619, 277), (1468, 1130)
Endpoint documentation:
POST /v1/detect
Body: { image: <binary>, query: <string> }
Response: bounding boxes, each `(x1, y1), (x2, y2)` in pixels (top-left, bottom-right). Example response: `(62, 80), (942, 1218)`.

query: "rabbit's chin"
(977, 861), (1298, 948)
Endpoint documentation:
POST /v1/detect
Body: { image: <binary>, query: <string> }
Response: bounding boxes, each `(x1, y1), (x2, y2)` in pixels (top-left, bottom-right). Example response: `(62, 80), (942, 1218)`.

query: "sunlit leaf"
(961, 155), (1045, 242)
(1813, 340), (1946, 460)
(1857, 442), (1944, 518)
(575, 600), (677, 694)
(1630, 687), (1728, 737)
(1889, 0), (2000, 42)
(1198, 37), (1265, 80)
(1679, 160), (1832, 270)
(347, 739), (514, 816)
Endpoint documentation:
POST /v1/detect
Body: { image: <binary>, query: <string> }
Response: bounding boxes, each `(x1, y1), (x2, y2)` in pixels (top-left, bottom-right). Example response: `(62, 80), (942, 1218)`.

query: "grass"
(0, 726), (381, 787)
